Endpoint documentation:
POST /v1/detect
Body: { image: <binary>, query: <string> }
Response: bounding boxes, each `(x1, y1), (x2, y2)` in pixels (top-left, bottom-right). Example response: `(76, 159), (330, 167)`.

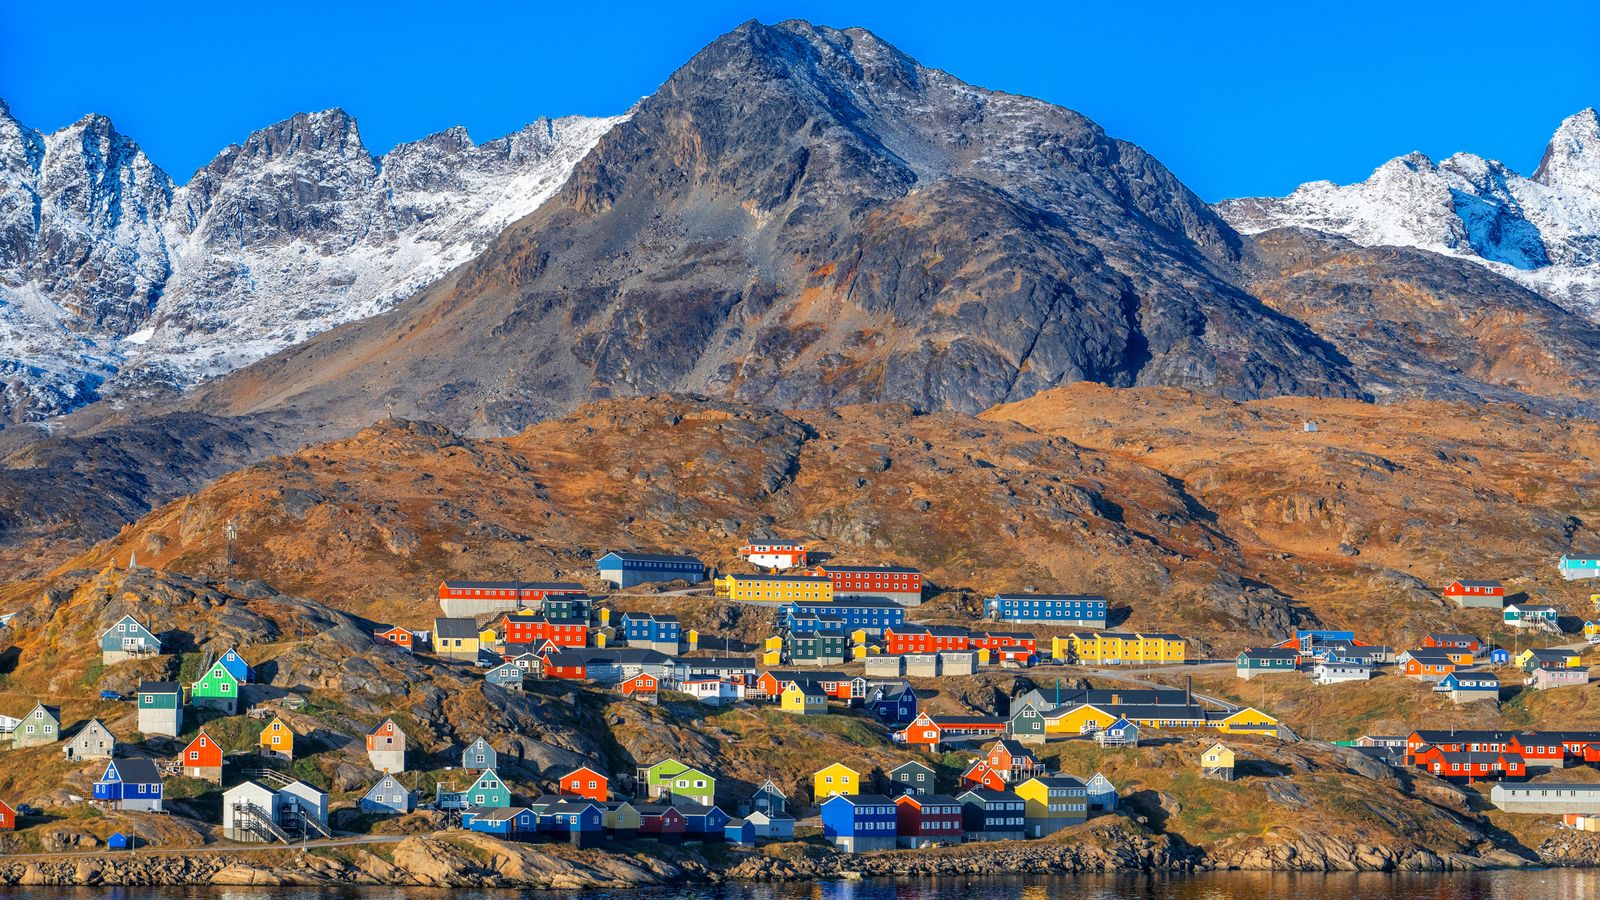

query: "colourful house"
(643, 759), (716, 807)
(1201, 743), (1235, 780)
(621, 672), (659, 697)
(1237, 648), (1299, 679)
(191, 659), (242, 714)
(809, 564), (924, 606)
(366, 719), (406, 773)
(560, 766), (609, 802)
(740, 538), (808, 569)
(1444, 580), (1505, 608)
(485, 662), (526, 691)
(462, 769), (512, 809)
(11, 702), (60, 748)
(216, 648), (253, 684)
(1211, 707), (1280, 735)
(462, 806), (536, 839)
(1399, 649), (1457, 680)
(1518, 648), (1582, 670)
(94, 758), (163, 812)
(888, 761), (937, 796)
(433, 617), (482, 661)
(602, 800), (641, 838)
(181, 729), (224, 782)
(894, 793), (963, 847)
(1439, 671), (1500, 703)
(259, 716), (295, 761)
(725, 816), (756, 846)
(137, 681), (183, 737)
(1506, 604), (1560, 629)
(1014, 775), (1089, 836)
(373, 625), (418, 652)
(814, 763), (860, 800)
(0, 799), (14, 830)
(621, 612), (681, 653)
(1561, 556), (1600, 581)
(820, 794), (898, 852)
(462, 737), (497, 770)
(780, 680), (828, 714)
(714, 573), (834, 603)
(99, 614), (160, 663)
(637, 804), (688, 842)
(957, 788), (1027, 841)
(788, 629), (852, 665)
(597, 551), (706, 588)
(1054, 632), (1187, 665)
(682, 805), (731, 842)
(866, 682), (918, 725)
(360, 774), (417, 815)
(782, 599), (906, 635)
(984, 594), (1108, 627)
(538, 800), (606, 847)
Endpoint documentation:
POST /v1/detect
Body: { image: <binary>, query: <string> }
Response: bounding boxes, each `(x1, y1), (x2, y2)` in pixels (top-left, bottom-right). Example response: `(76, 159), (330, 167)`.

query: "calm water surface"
(7, 872), (1600, 900)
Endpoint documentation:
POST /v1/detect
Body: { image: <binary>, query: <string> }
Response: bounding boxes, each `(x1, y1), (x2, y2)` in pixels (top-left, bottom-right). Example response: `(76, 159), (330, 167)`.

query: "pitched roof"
(815, 564), (920, 574)
(991, 593), (1107, 603)
(138, 681), (181, 694)
(1451, 580), (1503, 588)
(434, 618), (478, 639)
(1427, 633), (1480, 643)
(601, 551), (705, 565)
(109, 758), (161, 784)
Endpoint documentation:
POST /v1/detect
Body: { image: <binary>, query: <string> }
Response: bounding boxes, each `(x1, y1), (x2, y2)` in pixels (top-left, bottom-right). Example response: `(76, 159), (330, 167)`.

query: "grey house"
(12, 702), (61, 748)
(360, 774), (417, 816)
(64, 719), (116, 760)
(463, 737), (498, 771)
(137, 682), (184, 737)
(99, 615), (161, 664)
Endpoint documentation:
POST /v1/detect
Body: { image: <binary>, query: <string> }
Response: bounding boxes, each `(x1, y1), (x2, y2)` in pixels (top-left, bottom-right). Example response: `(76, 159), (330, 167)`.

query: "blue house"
(462, 807), (535, 838)
(1560, 556), (1600, 581)
(621, 612), (681, 649)
(747, 779), (788, 815)
(484, 662), (526, 691)
(984, 594), (1108, 628)
(537, 799), (605, 847)
(820, 794), (898, 853)
(360, 774), (417, 816)
(93, 758), (163, 812)
(682, 805), (731, 841)
(782, 600), (906, 635)
(1489, 647), (1512, 664)
(1438, 671), (1500, 702)
(1086, 773), (1118, 811)
(597, 552), (706, 588)
(865, 682), (918, 725)
(725, 817), (756, 845)
(108, 832), (134, 850)
(98, 615), (161, 663)
(216, 647), (254, 684)
(462, 737), (498, 771)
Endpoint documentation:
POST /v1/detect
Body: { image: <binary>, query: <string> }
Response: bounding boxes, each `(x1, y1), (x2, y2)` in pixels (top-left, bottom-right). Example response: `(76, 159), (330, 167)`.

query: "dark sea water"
(5, 872), (1600, 900)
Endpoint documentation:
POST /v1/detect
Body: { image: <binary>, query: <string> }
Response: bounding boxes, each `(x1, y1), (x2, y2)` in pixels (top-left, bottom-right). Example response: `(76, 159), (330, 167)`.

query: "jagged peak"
(1535, 107), (1600, 193)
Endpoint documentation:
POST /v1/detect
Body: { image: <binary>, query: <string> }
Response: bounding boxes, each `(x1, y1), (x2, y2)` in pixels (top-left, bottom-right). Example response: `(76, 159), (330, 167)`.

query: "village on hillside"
(6, 541), (1600, 856)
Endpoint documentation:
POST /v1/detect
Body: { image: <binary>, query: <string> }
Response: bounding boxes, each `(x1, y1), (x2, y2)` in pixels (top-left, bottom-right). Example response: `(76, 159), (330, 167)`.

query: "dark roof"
(471, 807), (532, 821)
(635, 804), (685, 816)
(745, 538), (805, 547)
(1496, 783), (1600, 793)
(1412, 729), (1519, 743)
(897, 793), (962, 806)
(1452, 580), (1503, 588)
(434, 618), (478, 639)
(766, 669), (847, 682)
(622, 611), (679, 622)
(576, 648), (673, 664)
(675, 656), (756, 669)
(443, 580), (524, 590)
(956, 788), (1024, 803)
(138, 681), (181, 694)
(931, 715), (1007, 727)
(1403, 649), (1454, 662)
(601, 552), (705, 565)
(1527, 648), (1579, 658)
(817, 564), (920, 574)
(109, 758), (162, 784)
(890, 760), (935, 774)
(1239, 648), (1299, 661)
(1436, 751), (1517, 764)
(825, 793), (895, 805)
(1024, 775), (1087, 788)
(1427, 633), (1480, 643)
(790, 599), (904, 610)
(730, 574), (831, 583)
(893, 624), (972, 637)
(542, 800), (602, 815)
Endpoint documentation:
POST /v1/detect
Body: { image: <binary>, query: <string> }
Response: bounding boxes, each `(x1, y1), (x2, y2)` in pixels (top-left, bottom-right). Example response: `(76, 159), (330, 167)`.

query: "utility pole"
(225, 520), (238, 571)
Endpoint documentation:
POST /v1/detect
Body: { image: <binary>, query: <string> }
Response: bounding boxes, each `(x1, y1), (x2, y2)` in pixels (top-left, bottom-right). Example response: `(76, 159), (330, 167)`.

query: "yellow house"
(780, 682), (827, 714)
(1014, 776), (1088, 835)
(478, 627), (499, 646)
(761, 648), (783, 666)
(598, 607), (611, 627)
(1201, 742), (1235, 780)
(714, 573), (834, 603)
(852, 644), (869, 660)
(813, 763), (859, 799)
(1043, 703), (1118, 735)
(763, 635), (785, 652)
(1058, 632), (1186, 665)
(1212, 707), (1279, 734)
(603, 801), (641, 832)
(259, 716), (295, 760)
(595, 632), (609, 648)
(1516, 648), (1582, 669)
(850, 628), (869, 646)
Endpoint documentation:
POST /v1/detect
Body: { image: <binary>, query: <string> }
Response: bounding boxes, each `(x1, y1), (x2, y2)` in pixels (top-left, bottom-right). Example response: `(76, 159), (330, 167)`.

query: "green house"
(191, 660), (242, 714)
(642, 758), (716, 807)
(464, 768), (512, 808)
(1008, 700), (1047, 743)
(789, 629), (850, 664)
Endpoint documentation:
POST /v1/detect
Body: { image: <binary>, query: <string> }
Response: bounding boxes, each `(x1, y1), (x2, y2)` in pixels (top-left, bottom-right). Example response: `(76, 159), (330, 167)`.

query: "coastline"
(1, 816), (1584, 888)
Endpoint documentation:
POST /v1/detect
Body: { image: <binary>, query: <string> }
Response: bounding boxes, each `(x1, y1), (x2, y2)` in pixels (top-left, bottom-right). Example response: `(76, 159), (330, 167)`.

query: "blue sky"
(2, 1), (1594, 201)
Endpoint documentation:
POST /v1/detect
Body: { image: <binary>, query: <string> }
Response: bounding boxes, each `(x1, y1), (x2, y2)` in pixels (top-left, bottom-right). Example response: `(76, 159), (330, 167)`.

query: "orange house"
(960, 759), (1007, 791)
(1400, 650), (1456, 680)
(897, 712), (943, 747)
(374, 626), (416, 652)
(182, 729), (224, 782)
(0, 799), (15, 830)
(560, 766), (610, 802)
(621, 673), (658, 696)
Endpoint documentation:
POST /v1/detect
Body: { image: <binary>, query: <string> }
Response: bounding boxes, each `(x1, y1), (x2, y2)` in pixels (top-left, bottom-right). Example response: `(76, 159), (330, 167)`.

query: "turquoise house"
(1560, 556), (1600, 580)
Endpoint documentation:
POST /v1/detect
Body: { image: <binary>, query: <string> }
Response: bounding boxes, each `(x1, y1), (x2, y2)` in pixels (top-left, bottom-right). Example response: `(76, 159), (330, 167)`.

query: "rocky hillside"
(1219, 108), (1600, 318)
(184, 19), (1362, 436)
(8, 390), (1600, 652)
(0, 98), (620, 427)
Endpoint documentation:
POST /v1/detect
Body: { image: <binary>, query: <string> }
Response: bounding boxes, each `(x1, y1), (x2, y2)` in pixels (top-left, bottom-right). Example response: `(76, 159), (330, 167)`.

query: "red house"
(438, 580), (585, 605)
(181, 729), (225, 781)
(960, 759), (1007, 791)
(895, 793), (963, 846)
(883, 625), (972, 655)
(1508, 733), (1569, 769)
(898, 712), (944, 747)
(0, 799), (14, 830)
(972, 632), (1038, 663)
(754, 670), (848, 700)
(1405, 729), (1518, 762)
(1443, 580), (1505, 603)
(621, 673), (659, 696)
(540, 651), (588, 680)
(638, 804), (688, 843)
(501, 612), (587, 648)
(1421, 633), (1482, 653)
(982, 739), (1044, 782)
(809, 564), (923, 597)
(1411, 746), (1525, 781)
(559, 766), (609, 802)
(373, 625), (417, 652)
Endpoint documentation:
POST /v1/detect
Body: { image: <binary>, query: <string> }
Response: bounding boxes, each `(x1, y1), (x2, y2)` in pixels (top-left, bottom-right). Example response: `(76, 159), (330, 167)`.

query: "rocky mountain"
(0, 99), (622, 427)
(183, 19), (1364, 435)
(1219, 108), (1600, 317)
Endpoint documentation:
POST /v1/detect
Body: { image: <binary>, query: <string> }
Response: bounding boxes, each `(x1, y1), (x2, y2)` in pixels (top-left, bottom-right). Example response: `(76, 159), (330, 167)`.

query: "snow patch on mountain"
(0, 101), (622, 425)
(1218, 109), (1600, 318)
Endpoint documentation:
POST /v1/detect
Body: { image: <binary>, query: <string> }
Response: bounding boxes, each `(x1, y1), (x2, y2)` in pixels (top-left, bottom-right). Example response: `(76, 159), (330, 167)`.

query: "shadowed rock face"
(190, 19), (1362, 433)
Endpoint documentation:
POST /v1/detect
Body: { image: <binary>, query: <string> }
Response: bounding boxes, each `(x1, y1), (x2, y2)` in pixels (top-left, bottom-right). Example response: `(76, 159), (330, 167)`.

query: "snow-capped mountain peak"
(0, 101), (624, 427)
(1217, 108), (1600, 317)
